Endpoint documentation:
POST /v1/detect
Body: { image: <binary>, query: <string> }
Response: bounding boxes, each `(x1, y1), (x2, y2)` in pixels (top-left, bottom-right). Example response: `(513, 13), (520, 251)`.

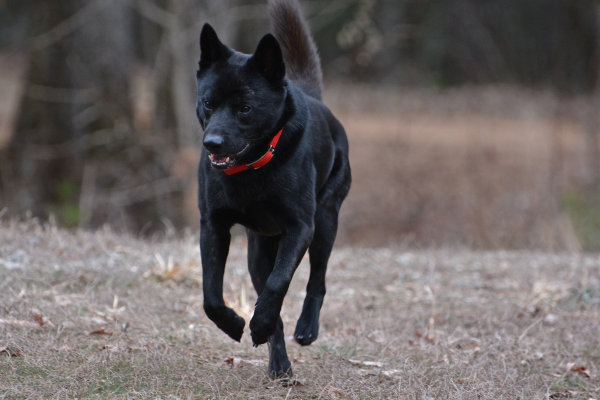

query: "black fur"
(196, 0), (351, 379)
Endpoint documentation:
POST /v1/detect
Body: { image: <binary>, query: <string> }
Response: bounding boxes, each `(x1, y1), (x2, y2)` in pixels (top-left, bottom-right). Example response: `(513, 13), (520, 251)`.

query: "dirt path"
(1, 220), (599, 398)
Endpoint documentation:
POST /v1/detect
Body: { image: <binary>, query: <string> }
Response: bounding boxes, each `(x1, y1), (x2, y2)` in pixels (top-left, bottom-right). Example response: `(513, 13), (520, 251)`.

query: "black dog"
(196, 0), (351, 378)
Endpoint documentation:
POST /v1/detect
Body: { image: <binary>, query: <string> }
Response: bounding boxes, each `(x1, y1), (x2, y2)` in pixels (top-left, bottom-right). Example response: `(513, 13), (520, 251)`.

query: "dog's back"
(268, 0), (322, 100)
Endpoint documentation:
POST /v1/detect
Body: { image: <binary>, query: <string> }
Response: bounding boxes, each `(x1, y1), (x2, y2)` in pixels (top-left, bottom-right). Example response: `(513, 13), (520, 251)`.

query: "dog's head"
(196, 23), (287, 170)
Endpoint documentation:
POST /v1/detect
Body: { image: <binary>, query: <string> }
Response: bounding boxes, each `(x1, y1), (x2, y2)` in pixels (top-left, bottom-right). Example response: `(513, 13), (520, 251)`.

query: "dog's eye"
(240, 105), (251, 114)
(204, 101), (213, 110)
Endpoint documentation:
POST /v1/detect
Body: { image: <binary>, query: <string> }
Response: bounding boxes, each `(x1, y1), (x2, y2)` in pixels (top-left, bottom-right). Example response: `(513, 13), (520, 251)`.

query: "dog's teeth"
(226, 156), (230, 163)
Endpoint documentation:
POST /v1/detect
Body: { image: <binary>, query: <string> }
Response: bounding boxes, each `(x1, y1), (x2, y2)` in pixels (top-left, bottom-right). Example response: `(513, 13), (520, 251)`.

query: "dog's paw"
(250, 294), (281, 346)
(250, 303), (279, 346)
(268, 330), (292, 379)
(250, 315), (277, 346)
(269, 360), (292, 380)
(223, 314), (246, 342)
(294, 314), (319, 346)
(294, 299), (321, 346)
(204, 303), (246, 342)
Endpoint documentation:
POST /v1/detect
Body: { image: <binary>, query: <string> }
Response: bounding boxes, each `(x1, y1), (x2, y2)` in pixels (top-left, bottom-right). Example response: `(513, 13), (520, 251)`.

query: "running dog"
(196, 0), (351, 378)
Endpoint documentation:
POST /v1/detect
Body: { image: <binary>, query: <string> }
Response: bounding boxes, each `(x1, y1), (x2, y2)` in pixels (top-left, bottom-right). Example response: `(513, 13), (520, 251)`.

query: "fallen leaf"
(348, 359), (384, 368)
(382, 369), (401, 376)
(551, 392), (589, 399)
(88, 327), (113, 335)
(0, 347), (22, 357)
(144, 254), (196, 283)
(0, 318), (40, 329)
(224, 357), (242, 367)
(566, 363), (592, 378)
(454, 339), (482, 351)
(572, 366), (592, 378)
(549, 392), (570, 399)
(127, 343), (156, 353)
(414, 329), (435, 344)
(243, 359), (266, 366)
(32, 313), (44, 326)
(101, 344), (129, 353)
(280, 379), (303, 387)
(145, 343), (156, 350)
(31, 311), (54, 327)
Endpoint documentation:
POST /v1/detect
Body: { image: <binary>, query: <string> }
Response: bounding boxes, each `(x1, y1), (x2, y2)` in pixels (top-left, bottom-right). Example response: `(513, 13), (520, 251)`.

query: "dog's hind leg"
(294, 205), (338, 346)
(247, 231), (292, 378)
(295, 146), (350, 346)
(267, 317), (291, 379)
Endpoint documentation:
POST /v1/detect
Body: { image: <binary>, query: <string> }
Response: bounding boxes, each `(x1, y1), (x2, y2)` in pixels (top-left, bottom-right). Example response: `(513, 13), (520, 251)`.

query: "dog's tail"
(268, 0), (322, 100)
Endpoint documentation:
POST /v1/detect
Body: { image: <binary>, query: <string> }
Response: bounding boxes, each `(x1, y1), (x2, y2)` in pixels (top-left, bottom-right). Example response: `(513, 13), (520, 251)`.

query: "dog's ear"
(199, 23), (230, 69)
(248, 34), (286, 83)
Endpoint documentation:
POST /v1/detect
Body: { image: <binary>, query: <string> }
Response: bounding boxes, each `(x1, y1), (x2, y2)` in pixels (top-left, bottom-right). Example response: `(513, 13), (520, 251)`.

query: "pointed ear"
(199, 23), (231, 69)
(248, 34), (286, 82)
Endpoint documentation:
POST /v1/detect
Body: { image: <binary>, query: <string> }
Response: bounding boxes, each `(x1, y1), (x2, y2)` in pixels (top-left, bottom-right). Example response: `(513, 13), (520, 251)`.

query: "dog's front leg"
(250, 223), (314, 346)
(200, 220), (245, 341)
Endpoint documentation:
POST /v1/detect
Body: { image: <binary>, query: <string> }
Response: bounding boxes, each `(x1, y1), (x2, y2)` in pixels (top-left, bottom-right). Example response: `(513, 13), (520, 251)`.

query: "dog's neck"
(224, 127), (284, 175)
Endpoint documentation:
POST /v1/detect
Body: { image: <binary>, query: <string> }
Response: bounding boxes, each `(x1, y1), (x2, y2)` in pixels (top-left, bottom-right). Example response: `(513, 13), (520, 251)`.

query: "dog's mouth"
(208, 143), (250, 169)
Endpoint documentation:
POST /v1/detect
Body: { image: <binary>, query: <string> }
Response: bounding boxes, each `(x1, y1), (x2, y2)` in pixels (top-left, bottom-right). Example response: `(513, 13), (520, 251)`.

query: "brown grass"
(325, 84), (594, 250)
(1, 219), (599, 399)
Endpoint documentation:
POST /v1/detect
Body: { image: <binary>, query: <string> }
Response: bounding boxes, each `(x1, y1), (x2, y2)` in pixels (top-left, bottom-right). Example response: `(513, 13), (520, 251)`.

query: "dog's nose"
(203, 134), (224, 153)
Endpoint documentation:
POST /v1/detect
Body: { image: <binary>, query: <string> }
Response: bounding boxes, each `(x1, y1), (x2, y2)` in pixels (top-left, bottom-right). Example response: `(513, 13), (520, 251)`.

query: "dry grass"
(1, 219), (600, 399)
(325, 84), (596, 250)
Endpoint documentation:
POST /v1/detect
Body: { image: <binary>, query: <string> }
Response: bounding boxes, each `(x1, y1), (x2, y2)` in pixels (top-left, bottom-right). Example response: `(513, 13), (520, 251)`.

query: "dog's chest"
(220, 183), (286, 236)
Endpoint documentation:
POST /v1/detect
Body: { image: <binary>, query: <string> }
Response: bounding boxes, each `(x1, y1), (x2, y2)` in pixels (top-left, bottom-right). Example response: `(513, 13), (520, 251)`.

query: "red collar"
(224, 128), (284, 175)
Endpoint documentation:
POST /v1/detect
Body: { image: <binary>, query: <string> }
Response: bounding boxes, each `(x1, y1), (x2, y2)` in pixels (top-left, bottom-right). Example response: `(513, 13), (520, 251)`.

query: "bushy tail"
(268, 0), (322, 100)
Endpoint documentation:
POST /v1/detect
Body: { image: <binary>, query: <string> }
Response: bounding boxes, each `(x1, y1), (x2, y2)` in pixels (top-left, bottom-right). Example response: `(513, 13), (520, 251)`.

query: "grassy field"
(325, 84), (595, 250)
(1, 219), (599, 399)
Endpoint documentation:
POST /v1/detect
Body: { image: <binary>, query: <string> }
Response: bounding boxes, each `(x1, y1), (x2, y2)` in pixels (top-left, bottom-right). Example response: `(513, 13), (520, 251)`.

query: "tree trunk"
(5, 0), (134, 226)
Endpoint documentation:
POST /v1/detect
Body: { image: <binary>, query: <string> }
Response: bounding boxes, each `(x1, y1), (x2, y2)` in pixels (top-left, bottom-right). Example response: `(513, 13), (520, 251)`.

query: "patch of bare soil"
(1, 220), (599, 399)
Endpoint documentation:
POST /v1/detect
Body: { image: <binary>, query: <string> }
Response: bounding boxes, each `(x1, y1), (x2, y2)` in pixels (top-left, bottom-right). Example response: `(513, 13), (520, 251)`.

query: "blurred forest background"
(1, 0), (600, 250)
